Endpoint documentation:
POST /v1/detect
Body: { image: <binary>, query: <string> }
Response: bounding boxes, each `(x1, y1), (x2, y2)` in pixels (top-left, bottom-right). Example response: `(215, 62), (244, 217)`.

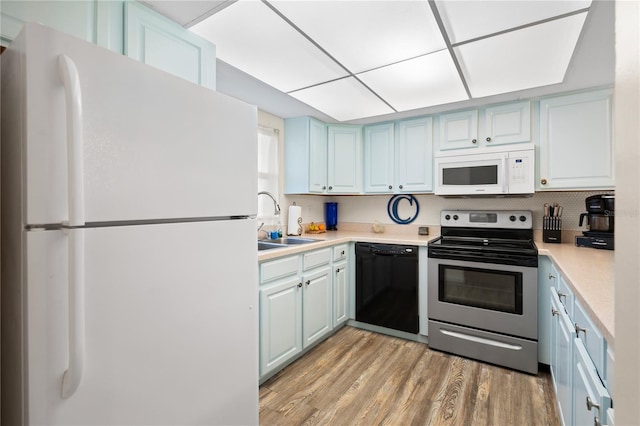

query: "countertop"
(258, 229), (615, 346)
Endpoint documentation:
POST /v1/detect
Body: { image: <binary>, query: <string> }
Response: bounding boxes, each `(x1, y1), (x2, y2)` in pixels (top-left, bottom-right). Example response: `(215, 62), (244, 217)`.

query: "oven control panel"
(440, 210), (533, 229)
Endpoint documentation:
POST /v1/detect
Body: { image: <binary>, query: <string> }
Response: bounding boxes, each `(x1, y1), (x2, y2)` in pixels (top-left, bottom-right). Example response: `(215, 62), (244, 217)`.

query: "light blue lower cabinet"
(572, 338), (611, 426)
(259, 275), (303, 378)
(544, 257), (613, 426)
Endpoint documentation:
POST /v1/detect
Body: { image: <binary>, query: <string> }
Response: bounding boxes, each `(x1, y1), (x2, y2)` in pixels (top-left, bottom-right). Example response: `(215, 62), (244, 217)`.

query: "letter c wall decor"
(387, 194), (420, 224)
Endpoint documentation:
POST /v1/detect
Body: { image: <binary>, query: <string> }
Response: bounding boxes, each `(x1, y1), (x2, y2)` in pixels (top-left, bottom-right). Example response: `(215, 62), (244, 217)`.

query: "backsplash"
(283, 191), (614, 232)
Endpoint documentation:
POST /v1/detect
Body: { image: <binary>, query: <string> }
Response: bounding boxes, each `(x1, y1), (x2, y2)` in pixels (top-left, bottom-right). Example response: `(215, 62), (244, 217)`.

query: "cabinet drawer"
(558, 276), (575, 317)
(303, 248), (332, 270)
(574, 299), (606, 377)
(333, 244), (348, 262)
(260, 255), (300, 283)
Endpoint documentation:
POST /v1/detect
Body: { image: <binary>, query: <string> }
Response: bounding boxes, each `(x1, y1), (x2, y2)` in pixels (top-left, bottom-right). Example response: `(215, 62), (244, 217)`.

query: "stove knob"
(519, 215), (527, 222)
(453, 214), (459, 221)
(445, 214), (451, 221)
(510, 215), (516, 222)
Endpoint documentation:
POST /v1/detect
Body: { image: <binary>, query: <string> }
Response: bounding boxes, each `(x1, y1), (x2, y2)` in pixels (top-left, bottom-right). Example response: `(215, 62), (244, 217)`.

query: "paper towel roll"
(287, 205), (303, 236)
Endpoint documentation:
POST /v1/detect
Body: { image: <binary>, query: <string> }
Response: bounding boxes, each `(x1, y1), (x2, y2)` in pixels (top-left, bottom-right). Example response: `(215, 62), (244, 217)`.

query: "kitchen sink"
(267, 237), (318, 245)
(258, 241), (285, 251)
(257, 237), (318, 251)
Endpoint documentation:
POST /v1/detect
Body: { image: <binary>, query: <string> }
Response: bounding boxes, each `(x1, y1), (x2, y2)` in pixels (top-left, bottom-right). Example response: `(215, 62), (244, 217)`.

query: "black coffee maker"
(576, 194), (614, 250)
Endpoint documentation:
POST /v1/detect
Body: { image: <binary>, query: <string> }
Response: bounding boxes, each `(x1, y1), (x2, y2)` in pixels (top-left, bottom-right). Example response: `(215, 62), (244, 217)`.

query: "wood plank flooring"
(260, 326), (560, 425)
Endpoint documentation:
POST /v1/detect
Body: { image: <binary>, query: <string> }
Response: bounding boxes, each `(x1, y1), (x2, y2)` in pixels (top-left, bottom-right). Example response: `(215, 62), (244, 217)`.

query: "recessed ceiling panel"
(436, 0), (591, 44)
(357, 51), (468, 112)
(271, 0), (445, 74)
(289, 78), (395, 122)
(189, 1), (348, 92)
(455, 12), (588, 98)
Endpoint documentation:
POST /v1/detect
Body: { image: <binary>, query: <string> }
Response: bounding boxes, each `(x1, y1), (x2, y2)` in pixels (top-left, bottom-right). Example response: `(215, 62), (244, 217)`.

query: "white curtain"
(257, 127), (279, 222)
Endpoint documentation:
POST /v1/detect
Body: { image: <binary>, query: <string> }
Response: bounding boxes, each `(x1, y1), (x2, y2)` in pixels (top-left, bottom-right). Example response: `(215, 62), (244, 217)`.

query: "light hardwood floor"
(260, 326), (560, 425)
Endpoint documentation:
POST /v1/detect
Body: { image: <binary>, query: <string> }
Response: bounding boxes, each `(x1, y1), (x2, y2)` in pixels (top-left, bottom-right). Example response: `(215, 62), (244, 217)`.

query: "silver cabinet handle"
(399, 185), (403, 189)
(306, 280), (311, 286)
(336, 268), (342, 273)
(586, 396), (601, 412)
(297, 282), (302, 288)
(486, 137), (492, 142)
(541, 178), (548, 185)
(576, 323), (587, 336)
(557, 292), (567, 302)
(548, 273), (556, 280)
(551, 308), (560, 317)
(341, 250), (345, 255)
(328, 186), (333, 190)
(388, 185), (392, 190)
(472, 139), (477, 144)
(322, 186), (326, 190)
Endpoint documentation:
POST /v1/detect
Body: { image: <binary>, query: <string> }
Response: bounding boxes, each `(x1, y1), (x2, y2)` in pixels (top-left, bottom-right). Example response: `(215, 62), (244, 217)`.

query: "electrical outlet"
(418, 226), (429, 235)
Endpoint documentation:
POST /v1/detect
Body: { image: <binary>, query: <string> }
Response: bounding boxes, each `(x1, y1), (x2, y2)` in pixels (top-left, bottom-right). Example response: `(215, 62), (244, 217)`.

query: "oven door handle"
(440, 328), (523, 351)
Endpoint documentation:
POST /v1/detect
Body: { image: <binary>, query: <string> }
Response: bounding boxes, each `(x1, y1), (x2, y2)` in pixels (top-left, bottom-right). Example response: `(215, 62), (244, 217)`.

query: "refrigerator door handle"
(58, 54), (85, 227)
(61, 229), (86, 398)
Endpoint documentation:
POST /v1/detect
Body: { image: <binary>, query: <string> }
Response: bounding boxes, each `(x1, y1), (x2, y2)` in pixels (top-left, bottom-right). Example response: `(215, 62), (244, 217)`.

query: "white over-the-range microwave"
(434, 144), (535, 196)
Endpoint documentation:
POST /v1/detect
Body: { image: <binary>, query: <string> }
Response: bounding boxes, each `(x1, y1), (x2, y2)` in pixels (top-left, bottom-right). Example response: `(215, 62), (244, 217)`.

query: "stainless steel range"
(427, 210), (538, 374)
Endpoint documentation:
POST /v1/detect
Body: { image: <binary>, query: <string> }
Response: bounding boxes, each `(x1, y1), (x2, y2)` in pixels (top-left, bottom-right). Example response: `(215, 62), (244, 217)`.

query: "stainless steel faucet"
(257, 191), (281, 216)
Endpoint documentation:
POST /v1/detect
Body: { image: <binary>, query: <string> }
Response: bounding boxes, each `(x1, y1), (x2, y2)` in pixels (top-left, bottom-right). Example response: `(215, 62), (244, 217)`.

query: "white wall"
(614, 0), (640, 423)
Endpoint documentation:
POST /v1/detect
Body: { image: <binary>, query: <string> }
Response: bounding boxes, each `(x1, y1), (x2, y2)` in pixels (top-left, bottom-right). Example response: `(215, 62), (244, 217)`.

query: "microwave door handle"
(501, 156), (508, 193)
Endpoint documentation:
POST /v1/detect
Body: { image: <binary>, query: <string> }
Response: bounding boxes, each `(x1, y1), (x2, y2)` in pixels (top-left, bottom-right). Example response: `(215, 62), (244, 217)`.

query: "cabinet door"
(124, 1), (216, 89)
(328, 125), (363, 193)
(364, 123), (395, 193)
(552, 288), (574, 426)
(574, 299), (606, 377)
(302, 266), (333, 348)
(259, 276), (303, 377)
(484, 101), (531, 146)
(309, 119), (329, 193)
(397, 117), (433, 192)
(539, 256), (559, 365)
(573, 339), (611, 426)
(1, 0), (96, 45)
(333, 260), (349, 327)
(539, 90), (614, 190)
(438, 109), (478, 150)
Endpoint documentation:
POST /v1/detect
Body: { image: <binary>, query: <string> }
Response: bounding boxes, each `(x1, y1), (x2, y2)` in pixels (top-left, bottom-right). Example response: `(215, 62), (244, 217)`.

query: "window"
(257, 127), (279, 220)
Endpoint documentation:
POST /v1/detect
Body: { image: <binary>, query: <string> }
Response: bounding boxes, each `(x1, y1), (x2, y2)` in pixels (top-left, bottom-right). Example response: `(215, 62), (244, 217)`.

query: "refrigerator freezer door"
(8, 23), (257, 225)
(23, 220), (258, 425)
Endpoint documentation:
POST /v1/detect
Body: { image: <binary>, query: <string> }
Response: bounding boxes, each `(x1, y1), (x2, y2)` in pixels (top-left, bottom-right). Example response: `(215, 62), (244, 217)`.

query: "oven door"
(427, 257), (537, 339)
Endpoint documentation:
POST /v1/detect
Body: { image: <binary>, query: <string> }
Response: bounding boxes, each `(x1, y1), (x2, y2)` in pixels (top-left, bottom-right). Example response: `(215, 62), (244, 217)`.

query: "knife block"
(543, 216), (562, 243)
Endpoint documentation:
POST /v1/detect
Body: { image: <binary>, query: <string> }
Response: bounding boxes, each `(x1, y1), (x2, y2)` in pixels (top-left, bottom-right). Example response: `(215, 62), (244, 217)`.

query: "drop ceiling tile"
(357, 50), (468, 112)
(289, 78), (395, 122)
(270, 0), (445, 74)
(189, 1), (348, 92)
(455, 12), (588, 98)
(436, 0), (592, 44)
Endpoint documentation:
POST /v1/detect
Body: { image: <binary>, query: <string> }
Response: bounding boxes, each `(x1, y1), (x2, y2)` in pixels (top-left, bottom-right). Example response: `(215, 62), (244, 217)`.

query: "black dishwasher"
(355, 242), (418, 334)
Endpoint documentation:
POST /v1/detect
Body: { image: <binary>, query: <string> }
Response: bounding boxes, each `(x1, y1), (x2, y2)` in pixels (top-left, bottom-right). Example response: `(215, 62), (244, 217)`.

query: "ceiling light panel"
(357, 51), (468, 112)
(189, 1), (348, 93)
(435, 0), (592, 44)
(270, 0), (445, 74)
(455, 12), (588, 98)
(289, 78), (395, 122)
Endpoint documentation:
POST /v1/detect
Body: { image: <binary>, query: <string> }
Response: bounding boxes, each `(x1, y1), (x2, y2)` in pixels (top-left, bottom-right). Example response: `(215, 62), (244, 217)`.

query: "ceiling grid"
(186, 0), (594, 122)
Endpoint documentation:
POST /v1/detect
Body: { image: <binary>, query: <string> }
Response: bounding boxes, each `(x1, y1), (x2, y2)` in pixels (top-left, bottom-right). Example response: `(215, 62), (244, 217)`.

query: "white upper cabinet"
(397, 117), (433, 192)
(364, 123), (395, 193)
(124, 1), (216, 89)
(437, 101), (531, 150)
(538, 89), (614, 190)
(327, 125), (363, 194)
(484, 101), (531, 145)
(438, 109), (479, 150)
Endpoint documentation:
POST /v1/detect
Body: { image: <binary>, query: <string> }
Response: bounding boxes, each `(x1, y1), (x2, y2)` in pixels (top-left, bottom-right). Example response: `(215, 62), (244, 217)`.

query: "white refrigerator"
(1, 23), (259, 425)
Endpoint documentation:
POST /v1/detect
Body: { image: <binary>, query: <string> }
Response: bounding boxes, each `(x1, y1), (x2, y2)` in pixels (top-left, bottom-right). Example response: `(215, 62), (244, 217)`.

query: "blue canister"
(325, 202), (338, 230)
